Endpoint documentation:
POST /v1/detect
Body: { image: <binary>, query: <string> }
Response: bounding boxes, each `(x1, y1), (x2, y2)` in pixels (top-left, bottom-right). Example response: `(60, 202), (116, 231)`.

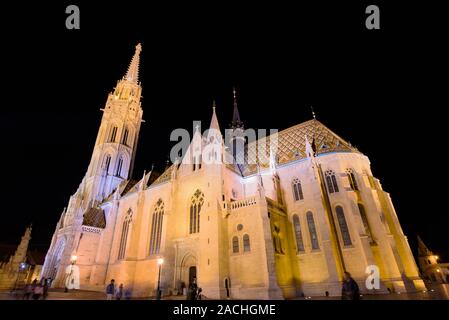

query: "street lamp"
(156, 258), (164, 300)
(13, 262), (28, 293)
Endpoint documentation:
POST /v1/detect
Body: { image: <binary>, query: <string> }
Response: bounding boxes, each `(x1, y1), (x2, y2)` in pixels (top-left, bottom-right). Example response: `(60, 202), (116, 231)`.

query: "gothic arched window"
(336, 206), (352, 246)
(118, 209), (132, 260)
(292, 178), (304, 201)
(357, 203), (373, 242)
(306, 211), (319, 250)
(346, 168), (358, 191)
(325, 170), (339, 193)
(232, 236), (239, 253)
(104, 154), (112, 174)
(380, 212), (391, 234)
(122, 128), (129, 145)
(116, 156), (124, 177)
(149, 199), (164, 255)
(109, 126), (118, 142)
(189, 190), (204, 234)
(243, 234), (251, 252)
(293, 214), (305, 252)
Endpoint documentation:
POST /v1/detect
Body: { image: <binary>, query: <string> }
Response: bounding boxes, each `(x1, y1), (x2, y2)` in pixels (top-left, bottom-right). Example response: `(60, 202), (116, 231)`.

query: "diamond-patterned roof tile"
(236, 119), (358, 176)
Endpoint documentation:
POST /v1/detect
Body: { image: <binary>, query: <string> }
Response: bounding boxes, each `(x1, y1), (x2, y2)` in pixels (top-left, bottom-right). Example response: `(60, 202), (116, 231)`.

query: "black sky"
(0, 1), (447, 261)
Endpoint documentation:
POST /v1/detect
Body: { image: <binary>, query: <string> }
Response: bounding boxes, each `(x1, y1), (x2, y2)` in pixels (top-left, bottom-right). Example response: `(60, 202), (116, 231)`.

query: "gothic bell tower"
(83, 43), (144, 205)
(228, 87), (245, 165)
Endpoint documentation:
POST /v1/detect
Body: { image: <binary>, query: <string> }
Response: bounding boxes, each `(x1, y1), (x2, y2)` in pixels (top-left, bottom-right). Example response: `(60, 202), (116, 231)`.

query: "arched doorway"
(179, 253), (197, 291)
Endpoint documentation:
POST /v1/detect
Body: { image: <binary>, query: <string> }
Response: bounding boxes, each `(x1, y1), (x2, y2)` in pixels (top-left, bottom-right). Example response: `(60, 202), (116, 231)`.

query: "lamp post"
(156, 258), (164, 300)
(13, 262), (28, 293)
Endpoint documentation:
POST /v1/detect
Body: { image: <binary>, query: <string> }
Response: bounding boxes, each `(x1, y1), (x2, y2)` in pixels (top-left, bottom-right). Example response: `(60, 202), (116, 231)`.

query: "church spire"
(11, 225), (32, 266)
(231, 87), (244, 129)
(417, 235), (432, 257)
(310, 106), (316, 120)
(209, 100), (221, 133)
(124, 43), (142, 83)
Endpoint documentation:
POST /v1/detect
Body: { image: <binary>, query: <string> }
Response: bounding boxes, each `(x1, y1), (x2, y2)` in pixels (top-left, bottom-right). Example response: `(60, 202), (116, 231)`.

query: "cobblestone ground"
(1, 285), (448, 300)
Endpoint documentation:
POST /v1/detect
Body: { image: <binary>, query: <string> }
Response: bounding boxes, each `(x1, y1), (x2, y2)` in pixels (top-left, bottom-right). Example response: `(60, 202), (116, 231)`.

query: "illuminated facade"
(41, 44), (425, 299)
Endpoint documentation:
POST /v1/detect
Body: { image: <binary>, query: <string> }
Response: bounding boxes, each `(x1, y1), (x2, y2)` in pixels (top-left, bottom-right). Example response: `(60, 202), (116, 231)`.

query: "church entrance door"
(189, 266), (197, 286)
(178, 253), (197, 294)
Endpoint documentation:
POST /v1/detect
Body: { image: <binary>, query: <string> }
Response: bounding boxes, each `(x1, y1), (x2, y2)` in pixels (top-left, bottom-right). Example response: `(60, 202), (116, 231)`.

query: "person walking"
(42, 278), (49, 300)
(32, 283), (44, 300)
(22, 283), (33, 300)
(186, 285), (192, 300)
(106, 279), (116, 300)
(341, 272), (360, 300)
(124, 288), (132, 300)
(116, 284), (124, 300)
(196, 288), (203, 300)
(180, 282), (186, 296)
(190, 277), (198, 301)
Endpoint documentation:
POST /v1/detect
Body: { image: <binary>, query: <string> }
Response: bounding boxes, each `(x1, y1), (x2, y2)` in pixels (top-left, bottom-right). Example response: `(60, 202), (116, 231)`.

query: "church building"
(41, 43), (425, 299)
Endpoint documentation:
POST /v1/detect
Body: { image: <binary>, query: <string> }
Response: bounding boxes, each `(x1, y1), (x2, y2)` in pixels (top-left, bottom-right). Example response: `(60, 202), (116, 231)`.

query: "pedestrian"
(196, 288), (203, 300)
(42, 278), (49, 299)
(190, 277), (198, 301)
(124, 288), (132, 300)
(33, 283), (44, 300)
(116, 284), (124, 300)
(180, 282), (186, 296)
(22, 283), (33, 300)
(186, 286), (191, 300)
(341, 272), (360, 300)
(106, 279), (116, 300)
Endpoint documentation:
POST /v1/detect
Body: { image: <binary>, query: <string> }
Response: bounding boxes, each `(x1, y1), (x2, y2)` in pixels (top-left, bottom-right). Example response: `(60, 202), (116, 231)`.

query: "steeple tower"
(228, 87), (245, 164)
(417, 236), (445, 283)
(417, 236), (432, 257)
(205, 101), (223, 165)
(11, 226), (32, 267)
(231, 87), (244, 129)
(125, 43), (142, 83)
(209, 100), (221, 133)
(82, 43), (144, 205)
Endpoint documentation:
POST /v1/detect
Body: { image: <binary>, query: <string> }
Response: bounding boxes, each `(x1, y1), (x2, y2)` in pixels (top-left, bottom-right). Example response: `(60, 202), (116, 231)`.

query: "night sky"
(0, 2), (447, 261)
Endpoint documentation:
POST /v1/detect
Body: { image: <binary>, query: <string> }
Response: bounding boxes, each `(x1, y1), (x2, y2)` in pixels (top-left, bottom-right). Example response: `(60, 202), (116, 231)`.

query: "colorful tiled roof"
(82, 207), (106, 229)
(239, 119), (358, 175)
